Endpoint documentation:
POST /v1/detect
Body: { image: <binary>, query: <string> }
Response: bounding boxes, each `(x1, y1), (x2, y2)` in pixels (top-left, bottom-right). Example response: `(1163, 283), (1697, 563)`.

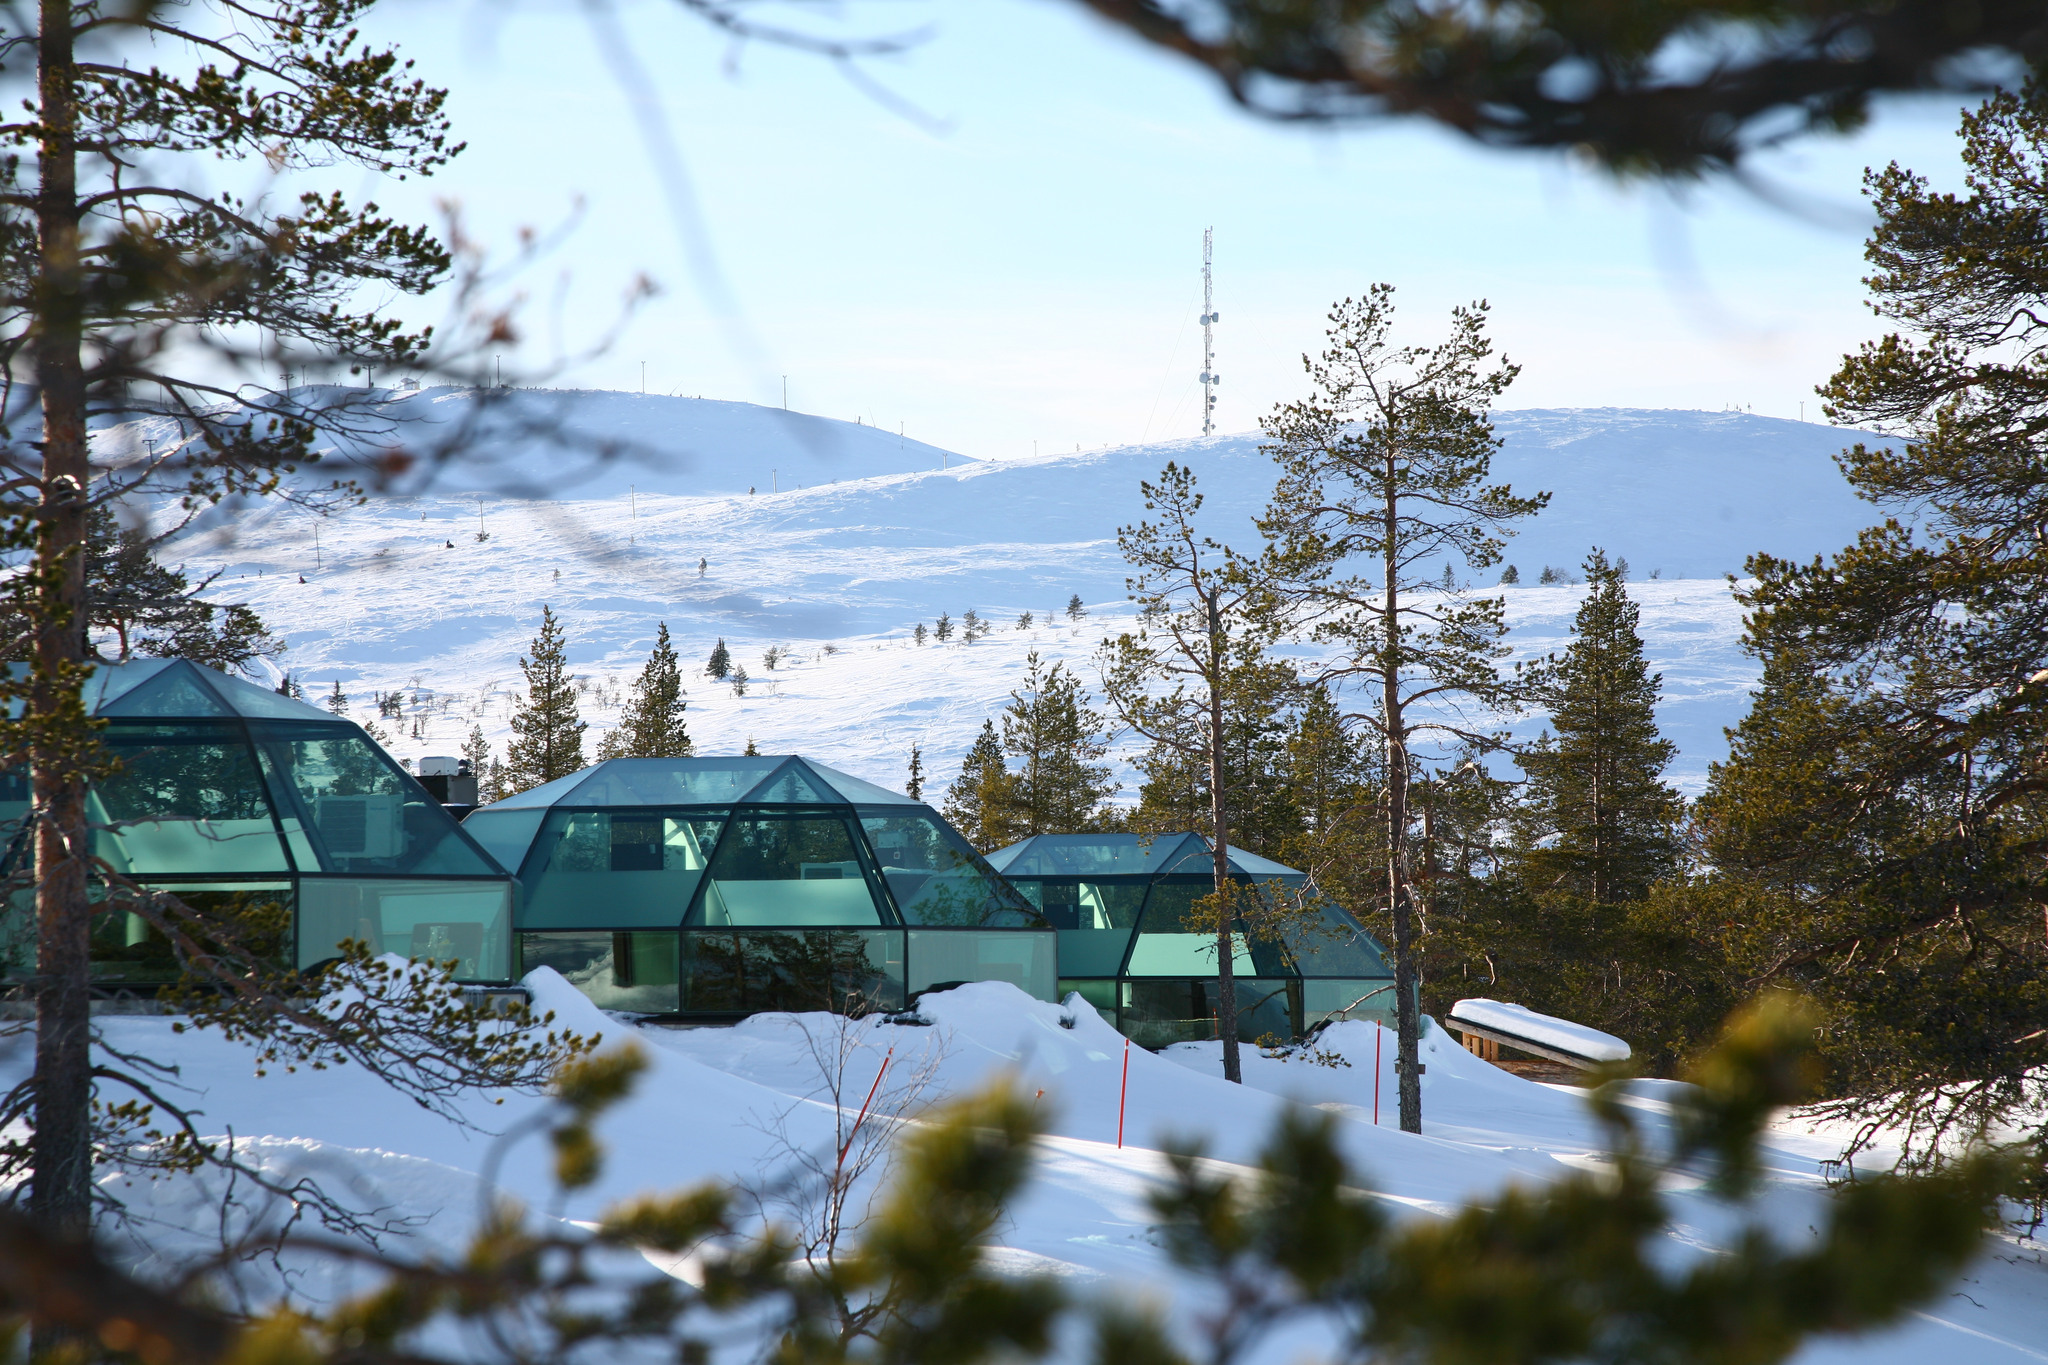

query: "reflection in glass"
(860, 813), (1038, 926)
(688, 815), (884, 926)
(678, 928), (904, 1014)
(520, 931), (680, 1013)
(249, 722), (499, 876)
(297, 877), (512, 979)
(1121, 977), (1301, 1048)
(906, 928), (1056, 998)
(521, 810), (724, 929)
(93, 725), (289, 875)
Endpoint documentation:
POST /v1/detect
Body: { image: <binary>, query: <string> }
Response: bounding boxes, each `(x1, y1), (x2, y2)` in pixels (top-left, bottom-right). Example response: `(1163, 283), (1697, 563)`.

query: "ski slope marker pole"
(1374, 1026), (1384, 1125)
(838, 1044), (894, 1173)
(1117, 1036), (1130, 1149)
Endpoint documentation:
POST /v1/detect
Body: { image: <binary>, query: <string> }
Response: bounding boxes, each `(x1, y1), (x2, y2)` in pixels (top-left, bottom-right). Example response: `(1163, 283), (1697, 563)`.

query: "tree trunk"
(30, 0), (96, 1245)
(1384, 453), (1422, 1134)
(1208, 589), (1242, 1084)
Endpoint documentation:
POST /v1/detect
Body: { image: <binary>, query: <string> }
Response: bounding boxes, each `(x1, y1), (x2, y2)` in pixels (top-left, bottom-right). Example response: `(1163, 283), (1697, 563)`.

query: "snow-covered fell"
(139, 394), (1890, 793)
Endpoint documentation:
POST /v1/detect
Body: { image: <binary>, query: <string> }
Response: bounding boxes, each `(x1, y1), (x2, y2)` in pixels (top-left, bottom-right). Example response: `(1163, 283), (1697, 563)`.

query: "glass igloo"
(984, 833), (1395, 1047)
(463, 756), (1056, 1018)
(0, 659), (517, 987)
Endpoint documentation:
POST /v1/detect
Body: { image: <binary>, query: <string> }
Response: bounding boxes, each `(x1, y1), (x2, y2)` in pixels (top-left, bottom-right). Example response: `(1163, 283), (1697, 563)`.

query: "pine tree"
(1500, 564), (1520, 584)
(504, 606), (586, 791)
(1260, 286), (1543, 1131)
(1517, 549), (1681, 905)
(706, 638), (731, 680)
(1540, 565), (1561, 583)
(1001, 651), (1117, 833)
(1066, 594), (1085, 621)
(941, 720), (1019, 851)
(731, 665), (749, 698)
(462, 724), (492, 782)
(913, 623), (928, 646)
(961, 609), (984, 641)
(612, 623), (692, 758)
(326, 681), (349, 716)
(1102, 461), (1304, 1082)
(934, 612), (953, 642)
(1016, 611), (1033, 631)
(905, 743), (925, 801)
(743, 735), (760, 756)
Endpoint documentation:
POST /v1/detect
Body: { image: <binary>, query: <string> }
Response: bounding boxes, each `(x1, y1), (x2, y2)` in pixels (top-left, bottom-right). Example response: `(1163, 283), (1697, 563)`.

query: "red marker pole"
(1373, 1025), (1382, 1126)
(1117, 1036), (1130, 1149)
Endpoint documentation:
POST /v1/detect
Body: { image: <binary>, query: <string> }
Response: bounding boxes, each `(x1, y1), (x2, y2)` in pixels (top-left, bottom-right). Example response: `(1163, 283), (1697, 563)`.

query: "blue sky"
(339, 0), (1975, 459)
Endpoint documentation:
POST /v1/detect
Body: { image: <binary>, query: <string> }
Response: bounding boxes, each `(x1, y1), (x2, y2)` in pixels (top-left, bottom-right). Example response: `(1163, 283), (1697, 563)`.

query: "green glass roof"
(479, 755), (923, 811)
(5, 658), (340, 722)
(984, 833), (1301, 879)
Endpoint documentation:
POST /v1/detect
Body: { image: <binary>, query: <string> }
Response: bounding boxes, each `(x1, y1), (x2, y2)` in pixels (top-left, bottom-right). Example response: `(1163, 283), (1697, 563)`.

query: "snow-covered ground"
(18, 976), (2044, 1360)
(132, 394), (1887, 797)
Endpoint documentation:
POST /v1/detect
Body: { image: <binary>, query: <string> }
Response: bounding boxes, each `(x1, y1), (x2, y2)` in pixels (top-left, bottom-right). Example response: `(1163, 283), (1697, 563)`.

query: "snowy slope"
(12, 979), (2041, 1361)
(140, 395), (1892, 794)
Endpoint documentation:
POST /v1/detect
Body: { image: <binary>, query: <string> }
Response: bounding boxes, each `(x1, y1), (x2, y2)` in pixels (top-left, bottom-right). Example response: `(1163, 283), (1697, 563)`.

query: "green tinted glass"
(688, 814), (885, 926)
(249, 722), (496, 876)
(859, 813), (1037, 926)
(521, 809), (725, 929)
(297, 876), (513, 981)
(93, 724), (290, 874)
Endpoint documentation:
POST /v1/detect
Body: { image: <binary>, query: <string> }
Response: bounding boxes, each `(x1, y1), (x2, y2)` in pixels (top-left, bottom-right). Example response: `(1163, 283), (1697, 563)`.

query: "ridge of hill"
(148, 398), (1892, 796)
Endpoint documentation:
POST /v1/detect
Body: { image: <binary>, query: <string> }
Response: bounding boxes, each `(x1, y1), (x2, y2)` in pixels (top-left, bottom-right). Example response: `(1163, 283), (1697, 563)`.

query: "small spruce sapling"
(913, 623), (928, 646)
(1017, 611), (1033, 631)
(935, 612), (953, 642)
(732, 666), (750, 698)
(906, 743), (925, 800)
(707, 638), (731, 680)
(1500, 565), (1520, 585)
(1067, 593), (1085, 621)
(326, 681), (349, 715)
(962, 609), (983, 641)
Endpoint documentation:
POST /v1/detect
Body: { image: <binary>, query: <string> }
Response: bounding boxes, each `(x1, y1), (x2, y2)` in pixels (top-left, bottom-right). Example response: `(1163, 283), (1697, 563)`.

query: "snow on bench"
(1446, 998), (1631, 1069)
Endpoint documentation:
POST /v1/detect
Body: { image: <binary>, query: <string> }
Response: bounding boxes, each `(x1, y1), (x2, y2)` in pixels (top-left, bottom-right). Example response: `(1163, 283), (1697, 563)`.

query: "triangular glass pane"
(739, 757), (839, 805)
(88, 659), (176, 713)
(208, 668), (336, 720)
(98, 661), (231, 717)
(802, 759), (919, 806)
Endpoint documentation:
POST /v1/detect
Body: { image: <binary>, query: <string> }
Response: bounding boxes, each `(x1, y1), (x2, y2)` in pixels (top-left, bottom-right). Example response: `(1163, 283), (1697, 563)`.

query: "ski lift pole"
(836, 1044), (895, 1175)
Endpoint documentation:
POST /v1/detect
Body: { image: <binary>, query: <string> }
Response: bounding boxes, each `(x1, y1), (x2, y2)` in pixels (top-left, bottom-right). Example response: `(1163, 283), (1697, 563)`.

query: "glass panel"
(520, 931), (680, 1013)
(92, 724), (292, 874)
(1281, 901), (1394, 977)
(1060, 978), (1116, 1022)
(1303, 978), (1398, 1031)
(563, 759), (781, 807)
(95, 663), (231, 717)
(520, 810), (725, 929)
(297, 877), (513, 981)
(249, 722), (499, 876)
(739, 759), (839, 805)
(1015, 876), (1146, 976)
(985, 833), (1200, 877)
(0, 765), (31, 860)
(87, 885), (293, 987)
(804, 760), (920, 805)
(477, 767), (595, 810)
(858, 813), (1037, 926)
(907, 928), (1057, 1001)
(86, 659), (176, 714)
(461, 808), (549, 876)
(1125, 879), (1255, 977)
(677, 928), (904, 1015)
(1120, 977), (1301, 1048)
(208, 670), (335, 720)
(1225, 847), (1299, 877)
(688, 814), (886, 926)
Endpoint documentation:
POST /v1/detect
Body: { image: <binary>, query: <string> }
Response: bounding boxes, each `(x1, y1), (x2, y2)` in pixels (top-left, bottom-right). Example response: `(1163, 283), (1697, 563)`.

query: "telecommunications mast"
(1199, 228), (1219, 437)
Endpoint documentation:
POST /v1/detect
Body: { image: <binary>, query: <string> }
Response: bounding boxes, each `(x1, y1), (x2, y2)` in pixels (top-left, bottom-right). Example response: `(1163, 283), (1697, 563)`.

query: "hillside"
(141, 395), (1891, 794)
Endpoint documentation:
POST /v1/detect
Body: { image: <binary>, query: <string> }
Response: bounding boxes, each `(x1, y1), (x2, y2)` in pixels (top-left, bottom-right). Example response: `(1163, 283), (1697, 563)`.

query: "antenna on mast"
(1199, 228), (1219, 437)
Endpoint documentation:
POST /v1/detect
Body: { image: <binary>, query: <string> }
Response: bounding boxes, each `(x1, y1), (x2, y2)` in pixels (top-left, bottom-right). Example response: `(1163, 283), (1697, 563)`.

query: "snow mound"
(1447, 998), (1632, 1063)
